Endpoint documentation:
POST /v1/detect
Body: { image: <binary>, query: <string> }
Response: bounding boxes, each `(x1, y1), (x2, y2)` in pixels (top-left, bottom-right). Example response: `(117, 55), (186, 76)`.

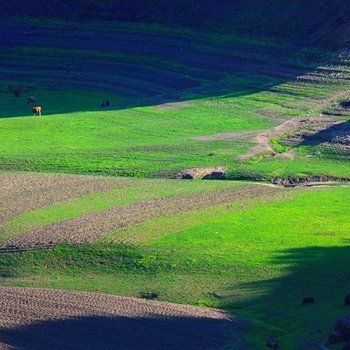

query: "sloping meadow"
(0, 19), (349, 180)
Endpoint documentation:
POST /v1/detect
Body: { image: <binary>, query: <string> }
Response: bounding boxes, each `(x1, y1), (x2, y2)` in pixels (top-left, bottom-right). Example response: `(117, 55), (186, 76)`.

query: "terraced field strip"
(2, 20), (345, 104)
(2, 184), (282, 248)
(0, 175), (242, 243)
(0, 172), (129, 223)
(0, 288), (246, 350)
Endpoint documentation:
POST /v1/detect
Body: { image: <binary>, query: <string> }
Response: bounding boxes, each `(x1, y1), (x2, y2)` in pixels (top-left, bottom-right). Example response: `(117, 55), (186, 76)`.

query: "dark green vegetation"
(1, 1), (350, 349)
(3, 1), (350, 49)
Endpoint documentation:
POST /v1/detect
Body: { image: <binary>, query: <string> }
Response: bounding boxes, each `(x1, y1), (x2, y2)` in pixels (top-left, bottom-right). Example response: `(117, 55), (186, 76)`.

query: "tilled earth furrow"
(3, 185), (281, 248)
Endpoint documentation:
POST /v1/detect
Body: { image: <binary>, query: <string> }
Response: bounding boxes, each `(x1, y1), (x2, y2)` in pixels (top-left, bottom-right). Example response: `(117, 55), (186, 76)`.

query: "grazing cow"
(100, 100), (110, 108)
(32, 106), (42, 116)
(27, 96), (35, 104)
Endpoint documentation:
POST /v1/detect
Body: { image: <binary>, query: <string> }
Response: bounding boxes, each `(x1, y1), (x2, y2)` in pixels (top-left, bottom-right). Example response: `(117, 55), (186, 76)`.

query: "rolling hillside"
(1, 2), (350, 349)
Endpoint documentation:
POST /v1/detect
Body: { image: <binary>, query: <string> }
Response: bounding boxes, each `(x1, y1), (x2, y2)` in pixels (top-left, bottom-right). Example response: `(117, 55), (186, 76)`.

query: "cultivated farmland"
(0, 172), (349, 348)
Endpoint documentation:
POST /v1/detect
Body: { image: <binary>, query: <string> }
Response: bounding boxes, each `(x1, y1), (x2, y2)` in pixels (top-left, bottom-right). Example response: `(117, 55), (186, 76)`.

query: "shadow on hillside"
(0, 313), (248, 350)
(300, 119), (350, 146)
(0, 20), (330, 118)
(225, 243), (350, 348)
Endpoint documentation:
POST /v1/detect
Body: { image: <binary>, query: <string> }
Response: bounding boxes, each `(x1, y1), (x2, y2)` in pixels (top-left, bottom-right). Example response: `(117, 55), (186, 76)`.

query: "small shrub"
(339, 99), (350, 108)
(140, 291), (159, 300)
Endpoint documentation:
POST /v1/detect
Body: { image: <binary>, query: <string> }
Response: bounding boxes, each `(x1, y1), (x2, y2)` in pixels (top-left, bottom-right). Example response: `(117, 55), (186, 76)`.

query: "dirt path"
(195, 117), (342, 161)
(3, 185), (281, 248)
(241, 117), (346, 160)
(0, 287), (248, 350)
(195, 84), (350, 161)
(194, 118), (307, 159)
(238, 118), (311, 160)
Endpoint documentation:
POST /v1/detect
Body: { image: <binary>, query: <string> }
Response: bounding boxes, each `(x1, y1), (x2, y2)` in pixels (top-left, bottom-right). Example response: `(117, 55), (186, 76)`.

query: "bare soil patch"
(2, 185), (281, 248)
(272, 149), (296, 160)
(0, 287), (247, 350)
(0, 173), (131, 223)
(194, 130), (258, 142)
(153, 101), (192, 110)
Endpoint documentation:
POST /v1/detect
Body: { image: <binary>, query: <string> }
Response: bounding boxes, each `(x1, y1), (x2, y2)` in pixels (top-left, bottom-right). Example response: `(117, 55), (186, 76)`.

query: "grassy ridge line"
(1, 185), (349, 348)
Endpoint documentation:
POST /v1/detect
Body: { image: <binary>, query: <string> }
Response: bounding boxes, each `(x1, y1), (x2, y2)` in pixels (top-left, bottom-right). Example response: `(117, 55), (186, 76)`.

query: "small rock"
(266, 336), (278, 349)
(335, 316), (350, 340)
(344, 293), (350, 305)
(302, 296), (315, 304)
(328, 331), (344, 344)
(176, 172), (193, 179)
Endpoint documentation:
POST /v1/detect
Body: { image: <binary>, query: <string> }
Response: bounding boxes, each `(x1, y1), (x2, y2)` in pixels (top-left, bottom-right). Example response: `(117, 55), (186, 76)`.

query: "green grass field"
(1, 13), (350, 350)
(1, 19), (349, 179)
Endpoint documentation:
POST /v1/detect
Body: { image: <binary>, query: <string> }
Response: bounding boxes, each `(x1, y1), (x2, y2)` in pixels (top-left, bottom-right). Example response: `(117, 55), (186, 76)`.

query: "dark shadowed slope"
(0, 288), (249, 350)
(0, 17), (337, 117)
(3, 0), (350, 48)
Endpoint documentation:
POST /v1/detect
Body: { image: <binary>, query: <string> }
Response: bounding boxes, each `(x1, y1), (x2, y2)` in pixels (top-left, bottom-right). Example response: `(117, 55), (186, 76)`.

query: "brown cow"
(32, 106), (42, 116)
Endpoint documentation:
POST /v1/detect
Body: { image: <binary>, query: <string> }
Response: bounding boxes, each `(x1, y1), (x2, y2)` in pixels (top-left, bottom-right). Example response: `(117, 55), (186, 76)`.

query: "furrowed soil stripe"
(0, 173), (132, 223)
(3, 185), (283, 248)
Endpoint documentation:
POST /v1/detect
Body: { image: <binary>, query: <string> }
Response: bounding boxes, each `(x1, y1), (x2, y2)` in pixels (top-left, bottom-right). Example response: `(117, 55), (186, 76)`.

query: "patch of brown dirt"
(0, 287), (247, 350)
(272, 149), (296, 160)
(0, 173), (132, 223)
(2, 185), (281, 248)
(153, 101), (192, 110)
(194, 131), (258, 142)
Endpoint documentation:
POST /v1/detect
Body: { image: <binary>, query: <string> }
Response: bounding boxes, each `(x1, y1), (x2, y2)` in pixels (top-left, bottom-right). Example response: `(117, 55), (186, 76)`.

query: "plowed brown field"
(0, 288), (247, 350)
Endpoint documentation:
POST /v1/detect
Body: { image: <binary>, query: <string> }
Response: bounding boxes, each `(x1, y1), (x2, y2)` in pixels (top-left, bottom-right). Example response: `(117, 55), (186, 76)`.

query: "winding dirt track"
(3, 185), (281, 248)
(0, 287), (247, 350)
(195, 117), (341, 160)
